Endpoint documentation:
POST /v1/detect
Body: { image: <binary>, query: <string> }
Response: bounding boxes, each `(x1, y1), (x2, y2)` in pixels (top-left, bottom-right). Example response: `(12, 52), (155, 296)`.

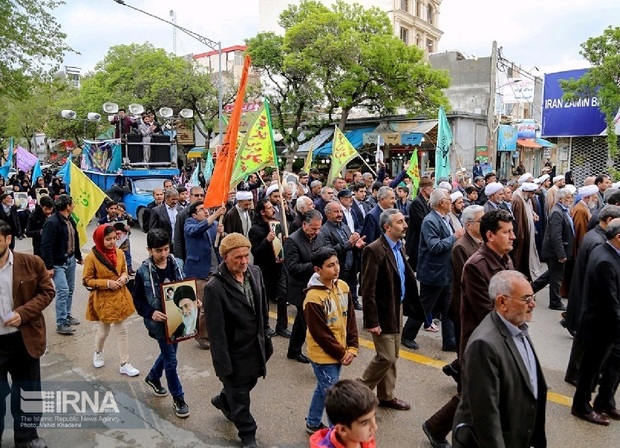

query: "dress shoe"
(56, 325), (75, 335)
(401, 338), (419, 350)
(442, 364), (461, 384)
(275, 328), (292, 338)
(265, 328), (276, 338)
(378, 397), (411, 410)
(15, 438), (47, 448)
(564, 376), (578, 387)
(594, 407), (620, 420)
(570, 409), (610, 426)
(422, 421), (451, 448)
(287, 353), (310, 364)
(353, 300), (363, 311)
(442, 345), (457, 352)
(211, 395), (232, 421)
(241, 435), (258, 448)
(197, 338), (210, 350)
(549, 303), (567, 311)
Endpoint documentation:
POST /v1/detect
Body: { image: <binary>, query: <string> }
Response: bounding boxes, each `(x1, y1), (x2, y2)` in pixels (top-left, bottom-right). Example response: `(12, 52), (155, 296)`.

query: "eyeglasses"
(504, 294), (536, 304)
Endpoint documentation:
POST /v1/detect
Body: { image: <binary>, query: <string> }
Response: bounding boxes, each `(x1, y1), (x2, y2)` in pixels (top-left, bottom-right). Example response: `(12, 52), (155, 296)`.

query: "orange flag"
(204, 55), (252, 207)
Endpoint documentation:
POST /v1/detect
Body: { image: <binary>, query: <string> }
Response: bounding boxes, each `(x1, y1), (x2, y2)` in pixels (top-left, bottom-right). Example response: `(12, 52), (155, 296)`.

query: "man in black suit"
(532, 188), (575, 309)
(351, 183), (370, 233)
(0, 193), (21, 249)
(571, 218), (620, 426)
(453, 270), (547, 448)
(284, 210), (325, 363)
(222, 190), (254, 238)
(173, 186), (204, 260)
(313, 186), (334, 222)
(405, 176), (433, 271)
(143, 187), (164, 232)
(149, 189), (181, 250)
(361, 186), (395, 244)
(320, 201), (365, 311)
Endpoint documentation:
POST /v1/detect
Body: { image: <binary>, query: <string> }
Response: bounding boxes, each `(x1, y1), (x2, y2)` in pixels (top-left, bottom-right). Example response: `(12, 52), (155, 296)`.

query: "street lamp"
(112, 0), (224, 146)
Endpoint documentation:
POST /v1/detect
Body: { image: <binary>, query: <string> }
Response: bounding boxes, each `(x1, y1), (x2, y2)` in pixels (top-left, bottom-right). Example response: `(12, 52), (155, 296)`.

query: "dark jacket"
(351, 200), (369, 233)
(541, 204), (574, 262)
(360, 235), (424, 333)
(222, 206), (254, 236)
(459, 244), (513, 361)
(284, 228), (325, 307)
(313, 197), (328, 223)
(449, 232), (481, 322)
(360, 205), (383, 245)
(578, 243), (620, 344)
(405, 192), (432, 270)
(320, 220), (357, 271)
(454, 311), (547, 448)
(40, 212), (82, 269)
(416, 210), (457, 287)
(149, 203), (178, 240)
(204, 263), (272, 381)
(0, 204), (21, 242)
(173, 206), (192, 260)
(25, 206), (49, 257)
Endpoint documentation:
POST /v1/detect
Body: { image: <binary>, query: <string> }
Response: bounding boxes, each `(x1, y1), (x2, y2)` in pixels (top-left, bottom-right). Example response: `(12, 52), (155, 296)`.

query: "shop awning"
(517, 138), (542, 148)
(392, 120), (438, 134)
(536, 138), (555, 148)
(315, 127), (375, 158)
(291, 128), (334, 156)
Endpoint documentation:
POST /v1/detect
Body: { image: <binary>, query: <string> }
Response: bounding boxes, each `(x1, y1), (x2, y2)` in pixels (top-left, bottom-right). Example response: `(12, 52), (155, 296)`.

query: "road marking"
(270, 311), (573, 407)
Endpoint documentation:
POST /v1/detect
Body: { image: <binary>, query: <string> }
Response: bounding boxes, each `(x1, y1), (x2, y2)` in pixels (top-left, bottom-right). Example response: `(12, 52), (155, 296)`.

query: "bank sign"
(541, 69), (607, 137)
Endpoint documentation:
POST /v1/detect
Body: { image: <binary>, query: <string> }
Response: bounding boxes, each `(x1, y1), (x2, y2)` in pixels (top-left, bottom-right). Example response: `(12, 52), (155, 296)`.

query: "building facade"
(258, 0), (443, 55)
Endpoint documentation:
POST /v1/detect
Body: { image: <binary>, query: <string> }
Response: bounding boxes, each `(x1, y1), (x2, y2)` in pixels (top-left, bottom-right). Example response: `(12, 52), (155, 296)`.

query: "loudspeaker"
(125, 134), (143, 163)
(151, 135), (171, 163)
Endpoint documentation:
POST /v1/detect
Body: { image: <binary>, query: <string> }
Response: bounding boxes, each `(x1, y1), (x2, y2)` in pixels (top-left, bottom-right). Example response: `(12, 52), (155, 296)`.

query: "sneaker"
(306, 421), (327, 435)
(93, 351), (104, 368)
(120, 362), (140, 377)
(144, 376), (168, 397)
(173, 396), (190, 418)
(67, 316), (81, 325)
(56, 325), (75, 335)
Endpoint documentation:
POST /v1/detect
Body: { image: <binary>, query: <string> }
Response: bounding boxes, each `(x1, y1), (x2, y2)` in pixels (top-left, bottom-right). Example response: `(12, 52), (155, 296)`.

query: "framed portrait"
(269, 221), (284, 262)
(160, 279), (198, 344)
(14, 192), (29, 211)
(35, 188), (49, 203)
(2, 186), (13, 193)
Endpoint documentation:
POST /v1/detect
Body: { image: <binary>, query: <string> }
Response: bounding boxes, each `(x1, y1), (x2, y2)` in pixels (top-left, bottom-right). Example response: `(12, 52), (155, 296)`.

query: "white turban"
(565, 184), (577, 195)
(553, 175), (564, 184)
(518, 173), (533, 185)
(236, 191), (253, 201)
(521, 182), (538, 192)
(536, 174), (550, 184)
(450, 191), (463, 203)
(484, 182), (503, 196)
(266, 184), (279, 197)
(578, 185), (598, 198)
(438, 181), (452, 191)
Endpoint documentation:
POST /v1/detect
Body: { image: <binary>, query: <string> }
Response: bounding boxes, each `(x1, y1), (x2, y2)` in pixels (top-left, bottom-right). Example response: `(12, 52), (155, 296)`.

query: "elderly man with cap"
(483, 182), (504, 214)
(511, 182), (545, 280)
(170, 285), (199, 340)
(222, 190), (255, 238)
(338, 188), (360, 234)
(449, 191), (464, 231)
(205, 233), (272, 448)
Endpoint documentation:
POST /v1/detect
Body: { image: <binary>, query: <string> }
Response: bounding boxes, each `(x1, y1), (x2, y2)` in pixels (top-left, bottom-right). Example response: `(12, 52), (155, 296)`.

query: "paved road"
(5, 222), (619, 447)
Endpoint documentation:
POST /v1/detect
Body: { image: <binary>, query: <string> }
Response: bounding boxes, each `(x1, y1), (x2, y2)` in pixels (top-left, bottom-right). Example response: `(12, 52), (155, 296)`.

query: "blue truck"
(85, 168), (179, 231)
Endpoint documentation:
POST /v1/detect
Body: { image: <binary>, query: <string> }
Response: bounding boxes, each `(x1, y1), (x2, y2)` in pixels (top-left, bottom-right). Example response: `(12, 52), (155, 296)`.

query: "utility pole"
(170, 10), (177, 55)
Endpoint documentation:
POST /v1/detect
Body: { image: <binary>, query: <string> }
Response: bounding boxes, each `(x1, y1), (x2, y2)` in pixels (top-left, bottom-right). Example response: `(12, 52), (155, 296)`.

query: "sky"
(55, 0), (618, 76)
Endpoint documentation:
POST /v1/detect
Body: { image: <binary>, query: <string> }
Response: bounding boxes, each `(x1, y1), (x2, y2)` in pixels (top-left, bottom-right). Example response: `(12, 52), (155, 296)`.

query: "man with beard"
(449, 191), (465, 231)
(482, 182), (504, 214)
(171, 286), (199, 340)
(173, 186), (205, 260)
(249, 199), (290, 338)
(511, 182), (544, 280)
(361, 186), (396, 244)
(546, 175), (566, 215)
(405, 177), (433, 271)
(222, 191), (254, 238)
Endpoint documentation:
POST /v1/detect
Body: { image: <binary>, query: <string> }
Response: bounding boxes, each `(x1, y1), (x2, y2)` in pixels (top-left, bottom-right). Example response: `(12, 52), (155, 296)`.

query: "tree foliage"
(246, 0), (450, 168)
(0, 0), (73, 98)
(561, 26), (620, 157)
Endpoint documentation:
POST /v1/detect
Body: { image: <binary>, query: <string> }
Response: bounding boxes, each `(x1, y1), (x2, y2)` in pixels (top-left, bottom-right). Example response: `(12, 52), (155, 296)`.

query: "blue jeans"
(307, 362), (341, 427)
(149, 338), (183, 398)
(54, 255), (76, 327)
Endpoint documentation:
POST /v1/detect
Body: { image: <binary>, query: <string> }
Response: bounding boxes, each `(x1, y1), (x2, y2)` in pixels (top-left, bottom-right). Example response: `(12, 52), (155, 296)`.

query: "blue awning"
(536, 138), (555, 148)
(315, 127), (375, 158)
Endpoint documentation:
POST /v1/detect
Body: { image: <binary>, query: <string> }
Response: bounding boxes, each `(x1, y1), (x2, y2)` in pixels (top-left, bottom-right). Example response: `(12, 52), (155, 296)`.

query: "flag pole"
(264, 98), (289, 237)
(359, 156), (377, 177)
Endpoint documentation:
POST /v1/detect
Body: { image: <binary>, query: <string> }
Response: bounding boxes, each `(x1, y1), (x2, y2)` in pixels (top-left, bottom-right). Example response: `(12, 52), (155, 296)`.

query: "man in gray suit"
(453, 270), (547, 448)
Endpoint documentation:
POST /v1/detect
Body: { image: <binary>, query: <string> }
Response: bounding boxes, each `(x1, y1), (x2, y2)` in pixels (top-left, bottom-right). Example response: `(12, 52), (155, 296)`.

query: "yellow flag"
(230, 104), (275, 188)
(327, 127), (359, 185)
(69, 163), (107, 247)
(302, 143), (313, 174)
(406, 149), (420, 197)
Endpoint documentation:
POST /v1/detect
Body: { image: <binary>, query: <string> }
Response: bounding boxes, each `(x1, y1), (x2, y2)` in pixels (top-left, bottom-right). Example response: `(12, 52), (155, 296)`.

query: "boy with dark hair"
(310, 379), (378, 448)
(132, 228), (189, 418)
(304, 247), (359, 434)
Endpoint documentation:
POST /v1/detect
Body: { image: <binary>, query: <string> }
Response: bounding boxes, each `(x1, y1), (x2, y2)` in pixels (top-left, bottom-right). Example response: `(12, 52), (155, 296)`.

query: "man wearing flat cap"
(170, 285), (198, 340)
(204, 233), (272, 448)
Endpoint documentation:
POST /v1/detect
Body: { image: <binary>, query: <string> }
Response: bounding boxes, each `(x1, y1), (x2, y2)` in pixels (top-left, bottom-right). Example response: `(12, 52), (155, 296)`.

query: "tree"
(79, 43), (226, 142)
(285, 1), (450, 129)
(1, 1), (73, 98)
(561, 26), (620, 157)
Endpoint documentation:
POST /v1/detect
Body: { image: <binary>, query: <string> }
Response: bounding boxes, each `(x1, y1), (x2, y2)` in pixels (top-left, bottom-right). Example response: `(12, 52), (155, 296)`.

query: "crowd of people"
(3, 157), (620, 448)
